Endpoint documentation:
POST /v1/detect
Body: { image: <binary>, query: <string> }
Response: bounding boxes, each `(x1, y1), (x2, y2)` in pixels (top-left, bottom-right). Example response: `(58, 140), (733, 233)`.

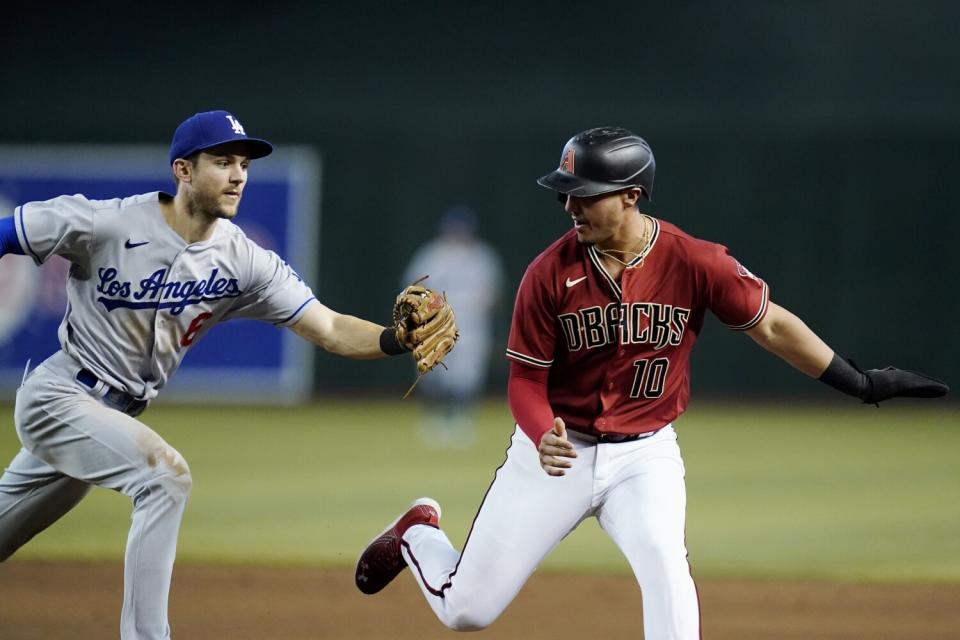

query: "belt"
(76, 368), (148, 417)
(570, 428), (661, 444)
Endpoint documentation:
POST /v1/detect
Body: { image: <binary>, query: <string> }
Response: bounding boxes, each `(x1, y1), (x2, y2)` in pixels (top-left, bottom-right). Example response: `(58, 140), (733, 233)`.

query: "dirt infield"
(2, 561), (958, 639)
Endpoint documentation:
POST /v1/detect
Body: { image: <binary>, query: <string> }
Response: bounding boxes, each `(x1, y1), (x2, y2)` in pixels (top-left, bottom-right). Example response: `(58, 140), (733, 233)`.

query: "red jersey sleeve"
(701, 244), (770, 330)
(508, 362), (554, 445)
(505, 265), (557, 368)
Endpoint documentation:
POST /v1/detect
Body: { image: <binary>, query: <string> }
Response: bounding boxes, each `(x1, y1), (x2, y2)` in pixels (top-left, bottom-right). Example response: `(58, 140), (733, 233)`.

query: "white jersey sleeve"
(225, 241), (316, 326)
(14, 194), (94, 264)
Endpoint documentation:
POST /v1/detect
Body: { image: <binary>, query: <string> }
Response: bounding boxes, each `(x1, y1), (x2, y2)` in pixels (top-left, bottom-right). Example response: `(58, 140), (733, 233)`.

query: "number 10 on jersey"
(630, 358), (669, 399)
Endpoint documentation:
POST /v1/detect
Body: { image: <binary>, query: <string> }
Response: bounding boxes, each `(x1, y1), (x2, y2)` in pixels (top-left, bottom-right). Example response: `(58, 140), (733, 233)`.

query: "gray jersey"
(13, 191), (315, 400)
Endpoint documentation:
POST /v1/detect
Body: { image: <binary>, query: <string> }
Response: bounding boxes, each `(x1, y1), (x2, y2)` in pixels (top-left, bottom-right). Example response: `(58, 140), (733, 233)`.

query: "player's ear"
(621, 188), (641, 209)
(172, 158), (193, 184)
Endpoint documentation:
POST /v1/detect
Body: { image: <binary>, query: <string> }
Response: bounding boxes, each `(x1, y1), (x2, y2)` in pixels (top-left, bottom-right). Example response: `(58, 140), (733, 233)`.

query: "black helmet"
(537, 127), (655, 201)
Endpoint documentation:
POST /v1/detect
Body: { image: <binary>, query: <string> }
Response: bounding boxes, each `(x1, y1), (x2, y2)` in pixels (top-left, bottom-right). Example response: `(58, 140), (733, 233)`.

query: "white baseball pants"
(0, 351), (191, 640)
(401, 424), (701, 638)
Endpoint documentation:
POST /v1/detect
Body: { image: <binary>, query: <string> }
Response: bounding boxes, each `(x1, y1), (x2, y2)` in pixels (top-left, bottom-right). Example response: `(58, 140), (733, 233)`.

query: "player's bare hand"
(538, 417), (577, 477)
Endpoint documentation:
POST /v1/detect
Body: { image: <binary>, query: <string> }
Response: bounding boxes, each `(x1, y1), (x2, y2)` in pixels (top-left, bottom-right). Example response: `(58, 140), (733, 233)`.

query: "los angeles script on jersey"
(95, 267), (241, 315)
(559, 302), (690, 351)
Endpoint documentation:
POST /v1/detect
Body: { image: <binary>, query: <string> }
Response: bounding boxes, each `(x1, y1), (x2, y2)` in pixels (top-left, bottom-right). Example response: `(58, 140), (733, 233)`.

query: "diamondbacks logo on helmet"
(560, 148), (575, 174)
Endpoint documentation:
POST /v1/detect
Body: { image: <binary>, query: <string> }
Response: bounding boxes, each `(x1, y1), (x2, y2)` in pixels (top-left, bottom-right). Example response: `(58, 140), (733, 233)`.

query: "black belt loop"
(76, 368), (99, 388)
(76, 368), (147, 417)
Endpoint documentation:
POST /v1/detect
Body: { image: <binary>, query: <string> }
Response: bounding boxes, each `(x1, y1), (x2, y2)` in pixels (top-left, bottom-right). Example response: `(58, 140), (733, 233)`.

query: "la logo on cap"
(226, 115), (246, 136)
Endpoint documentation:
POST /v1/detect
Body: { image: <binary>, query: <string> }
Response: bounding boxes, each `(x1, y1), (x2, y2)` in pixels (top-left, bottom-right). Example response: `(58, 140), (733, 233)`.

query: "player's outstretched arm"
(746, 301), (949, 403)
(289, 301), (395, 360)
(744, 302), (833, 376)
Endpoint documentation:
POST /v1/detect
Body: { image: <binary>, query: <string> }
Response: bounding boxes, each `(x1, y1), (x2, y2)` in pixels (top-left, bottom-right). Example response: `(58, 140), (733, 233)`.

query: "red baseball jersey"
(506, 217), (769, 435)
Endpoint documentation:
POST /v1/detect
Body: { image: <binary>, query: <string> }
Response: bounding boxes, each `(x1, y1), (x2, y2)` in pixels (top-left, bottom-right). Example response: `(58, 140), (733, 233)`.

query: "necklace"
(594, 215), (651, 268)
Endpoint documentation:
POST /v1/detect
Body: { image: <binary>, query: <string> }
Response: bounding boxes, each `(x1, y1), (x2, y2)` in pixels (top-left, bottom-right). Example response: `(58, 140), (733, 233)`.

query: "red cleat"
(355, 498), (441, 595)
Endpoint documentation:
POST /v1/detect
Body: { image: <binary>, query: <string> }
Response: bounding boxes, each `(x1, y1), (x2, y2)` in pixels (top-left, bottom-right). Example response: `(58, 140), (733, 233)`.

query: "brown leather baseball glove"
(393, 277), (459, 380)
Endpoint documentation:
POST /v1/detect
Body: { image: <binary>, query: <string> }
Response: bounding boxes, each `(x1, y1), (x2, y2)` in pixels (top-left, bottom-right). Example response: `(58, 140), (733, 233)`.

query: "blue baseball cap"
(169, 110), (273, 165)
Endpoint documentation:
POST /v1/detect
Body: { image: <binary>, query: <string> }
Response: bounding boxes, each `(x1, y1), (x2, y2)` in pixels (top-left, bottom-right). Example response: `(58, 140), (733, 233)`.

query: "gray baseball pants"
(0, 351), (191, 640)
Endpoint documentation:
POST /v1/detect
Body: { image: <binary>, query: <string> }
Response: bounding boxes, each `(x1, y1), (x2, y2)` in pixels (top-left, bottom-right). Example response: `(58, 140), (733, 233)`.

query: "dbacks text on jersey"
(559, 301), (690, 352)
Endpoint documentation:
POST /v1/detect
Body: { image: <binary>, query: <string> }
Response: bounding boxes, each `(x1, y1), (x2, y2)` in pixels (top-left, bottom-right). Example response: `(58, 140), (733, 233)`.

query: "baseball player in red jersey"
(355, 127), (948, 638)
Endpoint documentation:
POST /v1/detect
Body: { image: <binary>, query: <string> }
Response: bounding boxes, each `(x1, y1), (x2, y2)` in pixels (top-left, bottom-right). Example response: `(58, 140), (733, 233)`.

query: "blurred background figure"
(403, 206), (504, 448)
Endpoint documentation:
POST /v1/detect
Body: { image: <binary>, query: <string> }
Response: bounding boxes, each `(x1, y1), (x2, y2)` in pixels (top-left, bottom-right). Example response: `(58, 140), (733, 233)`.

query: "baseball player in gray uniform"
(0, 110), (425, 639)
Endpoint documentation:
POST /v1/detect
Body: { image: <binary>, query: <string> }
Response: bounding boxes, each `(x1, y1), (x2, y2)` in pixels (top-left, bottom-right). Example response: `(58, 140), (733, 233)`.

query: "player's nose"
(229, 167), (246, 183)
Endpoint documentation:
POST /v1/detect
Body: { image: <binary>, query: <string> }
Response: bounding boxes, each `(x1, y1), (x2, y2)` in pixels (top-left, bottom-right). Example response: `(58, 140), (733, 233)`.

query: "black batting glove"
(819, 354), (949, 404)
(860, 365), (949, 403)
